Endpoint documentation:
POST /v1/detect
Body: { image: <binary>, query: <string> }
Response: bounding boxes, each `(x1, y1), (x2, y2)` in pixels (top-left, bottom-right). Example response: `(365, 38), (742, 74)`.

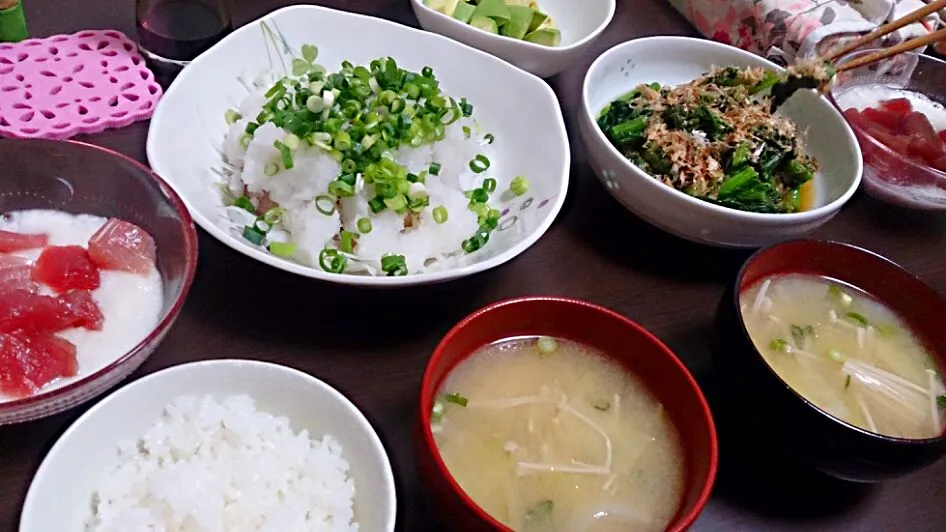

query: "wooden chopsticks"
(835, 27), (946, 72)
(826, 0), (946, 62)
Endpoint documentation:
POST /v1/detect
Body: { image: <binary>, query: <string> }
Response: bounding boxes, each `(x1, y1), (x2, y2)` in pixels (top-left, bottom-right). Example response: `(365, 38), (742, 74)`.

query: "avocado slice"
(472, 0), (511, 22)
(469, 14), (500, 34)
(523, 27), (561, 47)
(451, 1), (476, 23)
(528, 10), (549, 32)
(500, 6), (534, 40)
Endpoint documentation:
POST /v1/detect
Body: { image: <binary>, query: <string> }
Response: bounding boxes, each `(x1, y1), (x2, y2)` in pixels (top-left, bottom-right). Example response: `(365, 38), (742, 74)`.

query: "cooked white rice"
(86, 395), (357, 532)
(220, 67), (505, 276)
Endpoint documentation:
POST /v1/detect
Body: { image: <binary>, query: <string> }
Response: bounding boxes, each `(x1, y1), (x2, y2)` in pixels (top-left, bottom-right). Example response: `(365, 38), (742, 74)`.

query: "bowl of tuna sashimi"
(0, 139), (198, 424)
(831, 49), (946, 209)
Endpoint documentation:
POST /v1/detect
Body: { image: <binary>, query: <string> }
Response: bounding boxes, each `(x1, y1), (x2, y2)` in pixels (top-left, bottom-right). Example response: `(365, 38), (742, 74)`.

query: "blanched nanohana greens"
(597, 65), (821, 214)
(222, 44), (530, 276)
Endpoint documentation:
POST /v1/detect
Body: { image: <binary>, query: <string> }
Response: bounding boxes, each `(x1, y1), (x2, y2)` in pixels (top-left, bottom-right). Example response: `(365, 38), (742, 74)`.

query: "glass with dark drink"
(136, 0), (232, 76)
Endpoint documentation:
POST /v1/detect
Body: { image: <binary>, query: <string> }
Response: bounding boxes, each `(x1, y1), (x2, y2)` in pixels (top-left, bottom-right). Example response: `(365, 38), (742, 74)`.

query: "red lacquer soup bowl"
(713, 240), (946, 482)
(415, 296), (718, 531)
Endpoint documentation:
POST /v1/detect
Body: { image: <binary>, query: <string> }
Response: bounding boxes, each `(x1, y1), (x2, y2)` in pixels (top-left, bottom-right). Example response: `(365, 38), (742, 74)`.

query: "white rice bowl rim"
(20, 359), (397, 531)
(146, 5), (570, 287)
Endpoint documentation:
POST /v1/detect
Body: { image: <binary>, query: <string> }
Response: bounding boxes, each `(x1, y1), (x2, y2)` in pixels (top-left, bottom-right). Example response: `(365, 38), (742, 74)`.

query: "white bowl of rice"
(20, 360), (396, 532)
(147, 4), (569, 286)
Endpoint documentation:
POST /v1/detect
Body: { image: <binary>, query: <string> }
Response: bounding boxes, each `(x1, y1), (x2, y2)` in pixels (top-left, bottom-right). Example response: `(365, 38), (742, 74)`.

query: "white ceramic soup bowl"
(410, 0), (615, 78)
(579, 36), (863, 249)
(20, 359), (397, 532)
(147, 5), (569, 287)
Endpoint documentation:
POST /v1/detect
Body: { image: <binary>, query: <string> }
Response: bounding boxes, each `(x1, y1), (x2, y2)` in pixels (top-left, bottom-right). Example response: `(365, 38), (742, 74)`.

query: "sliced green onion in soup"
(769, 338), (789, 352)
(845, 374), (852, 390)
(525, 500), (553, 524)
(938, 395), (946, 408)
(828, 284), (853, 306)
(845, 312), (869, 327)
(537, 336), (558, 354)
(431, 400), (445, 423)
(593, 400), (612, 412)
(827, 348), (846, 363)
(445, 392), (468, 407)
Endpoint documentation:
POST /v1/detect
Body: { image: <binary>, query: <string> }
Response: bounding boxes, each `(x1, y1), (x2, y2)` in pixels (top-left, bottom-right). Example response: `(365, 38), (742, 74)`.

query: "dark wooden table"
(3, 1), (946, 530)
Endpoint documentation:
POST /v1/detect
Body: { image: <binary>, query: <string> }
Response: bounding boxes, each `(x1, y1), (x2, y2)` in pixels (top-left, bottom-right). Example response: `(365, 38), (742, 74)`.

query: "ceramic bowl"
(147, 4), (569, 287)
(830, 49), (946, 210)
(415, 296), (718, 531)
(21, 359), (397, 531)
(713, 240), (946, 482)
(0, 139), (197, 424)
(580, 36), (863, 248)
(410, 0), (616, 78)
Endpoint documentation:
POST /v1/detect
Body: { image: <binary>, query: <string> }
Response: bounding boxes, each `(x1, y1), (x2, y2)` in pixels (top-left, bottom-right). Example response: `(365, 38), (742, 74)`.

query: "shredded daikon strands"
(928, 370), (941, 434)
(856, 393), (878, 433)
(751, 279), (772, 314)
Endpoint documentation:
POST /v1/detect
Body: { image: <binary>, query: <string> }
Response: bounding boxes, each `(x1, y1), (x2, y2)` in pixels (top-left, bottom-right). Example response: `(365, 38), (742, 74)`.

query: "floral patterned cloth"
(668, 0), (942, 65)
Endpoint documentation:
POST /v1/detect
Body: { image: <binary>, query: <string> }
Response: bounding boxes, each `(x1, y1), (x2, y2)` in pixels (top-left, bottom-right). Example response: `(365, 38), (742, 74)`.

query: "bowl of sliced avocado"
(411, 0), (615, 78)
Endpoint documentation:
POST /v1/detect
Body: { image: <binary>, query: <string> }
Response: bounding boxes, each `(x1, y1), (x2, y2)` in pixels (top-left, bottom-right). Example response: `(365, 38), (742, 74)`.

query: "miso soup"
(432, 337), (685, 532)
(740, 274), (946, 439)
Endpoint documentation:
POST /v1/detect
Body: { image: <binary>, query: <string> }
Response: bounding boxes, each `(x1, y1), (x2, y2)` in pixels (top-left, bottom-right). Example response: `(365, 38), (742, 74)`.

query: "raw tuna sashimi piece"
(0, 230), (48, 252)
(0, 333), (33, 397)
(31, 245), (100, 292)
(0, 255), (38, 294)
(61, 290), (104, 330)
(0, 289), (103, 333)
(88, 219), (156, 274)
(0, 331), (77, 398)
(881, 97), (912, 114)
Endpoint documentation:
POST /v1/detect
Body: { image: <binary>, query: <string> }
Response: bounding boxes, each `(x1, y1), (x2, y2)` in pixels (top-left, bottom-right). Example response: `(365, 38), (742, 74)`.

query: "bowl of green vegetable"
(579, 36), (863, 248)
(411, 0), (615, 78)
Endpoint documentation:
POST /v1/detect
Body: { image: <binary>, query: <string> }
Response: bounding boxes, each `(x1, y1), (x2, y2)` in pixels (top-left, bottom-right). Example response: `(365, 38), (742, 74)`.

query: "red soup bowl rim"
(419, 295), (719, 531)
(733, 239), (946, 444)
(0, 139), (199, 415)
(827, 50), (946, 183)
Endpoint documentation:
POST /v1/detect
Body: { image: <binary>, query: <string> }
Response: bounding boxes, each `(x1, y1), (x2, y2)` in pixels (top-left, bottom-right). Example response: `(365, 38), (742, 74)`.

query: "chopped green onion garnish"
(526, 500), (553, 524)
(510, 175), (529, 196)
(462, 126), (471, 138)
(537, 336), (558, 354)
(339, 230), (356, 253)
(845, 374), (852, 390)
(829, 284), (853, 306)
(328, 180), (355, 197)
(384, 195), (407, 211)
(431, 400), (445, 423)
(428, 162), (441, 176)
(357, 217), (372, 234)
(445, 392), (468, 407)
(468, 188), (488, 204)
(245, 122), (259, 135)
(593, 400), (611, 412)
(483, 133), (495, 144)
(827, 348), (845, 363)
(274, 140), (294, 169)
(432, 206), (448, 224)
(242, 225), (265, 246)
(268, 241), (296, 257)
(483, 178), (497, 193)
(938, 395), (946, 408)
(469, 154), (490, 173)
(318, 248), (347, 273)
(263, 207), (285, 225)
(264, 163), (279, 177)
(239, 134), (253, 148)
(769, 339), (789, 352)
(225, 109), (242, 125)
(845, 312), (869, 327)
(380, 253), (408, 276)
(368, 196), (386, 214)
(233, 196), (255, 213)
(283, 133), (301, 151)
(315, 195), (336, 215)
(876, 323), (897, 338)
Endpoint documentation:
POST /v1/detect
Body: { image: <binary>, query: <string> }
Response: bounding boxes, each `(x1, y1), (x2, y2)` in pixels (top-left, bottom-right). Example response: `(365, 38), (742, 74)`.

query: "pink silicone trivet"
(0, 30), (163, 140)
